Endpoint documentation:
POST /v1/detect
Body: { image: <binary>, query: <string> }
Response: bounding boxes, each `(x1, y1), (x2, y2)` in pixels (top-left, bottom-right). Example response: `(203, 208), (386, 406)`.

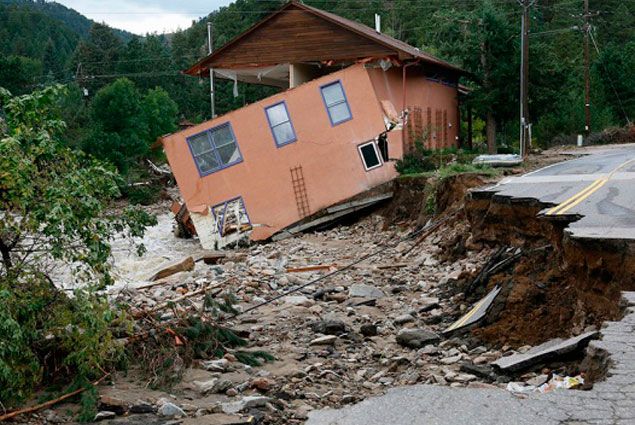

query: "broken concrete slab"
(348, 284), (385, 299)
(443, 285), (501, 334)
(492, 331), (599, 373)
(149, 256), (195, 281)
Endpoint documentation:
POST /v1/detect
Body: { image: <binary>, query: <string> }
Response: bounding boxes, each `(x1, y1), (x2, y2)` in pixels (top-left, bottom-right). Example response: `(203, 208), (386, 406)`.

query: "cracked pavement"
(307, 292), (635, 425)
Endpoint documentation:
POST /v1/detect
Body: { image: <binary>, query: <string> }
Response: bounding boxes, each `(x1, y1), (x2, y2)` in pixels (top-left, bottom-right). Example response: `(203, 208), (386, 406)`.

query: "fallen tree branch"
(133, 279), (230, 318)
(401, 208), (461, 257)
(0, 373), (110, 422)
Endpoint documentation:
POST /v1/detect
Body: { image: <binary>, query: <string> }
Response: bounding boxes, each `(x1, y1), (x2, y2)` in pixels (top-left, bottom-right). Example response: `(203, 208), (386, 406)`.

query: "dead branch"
(0, 373), (110, 422)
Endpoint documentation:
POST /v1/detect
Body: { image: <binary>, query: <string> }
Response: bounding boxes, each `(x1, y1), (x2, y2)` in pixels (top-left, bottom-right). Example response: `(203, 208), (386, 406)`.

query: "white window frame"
(357, 141), (383, 171)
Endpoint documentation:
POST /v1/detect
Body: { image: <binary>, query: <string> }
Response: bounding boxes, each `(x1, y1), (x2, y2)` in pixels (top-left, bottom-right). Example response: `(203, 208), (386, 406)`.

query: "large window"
(187, 123), (242, 176)
(320, 81), (352, 125)
(265, 101), (297, 147)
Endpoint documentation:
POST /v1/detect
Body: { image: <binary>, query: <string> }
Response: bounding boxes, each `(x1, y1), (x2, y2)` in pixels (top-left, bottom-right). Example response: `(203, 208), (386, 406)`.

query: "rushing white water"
(109, 212), (200, 290)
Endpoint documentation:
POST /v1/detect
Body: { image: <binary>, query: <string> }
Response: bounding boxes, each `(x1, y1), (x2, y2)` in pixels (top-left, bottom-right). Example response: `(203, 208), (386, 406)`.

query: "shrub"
(0, 85), (155, 409)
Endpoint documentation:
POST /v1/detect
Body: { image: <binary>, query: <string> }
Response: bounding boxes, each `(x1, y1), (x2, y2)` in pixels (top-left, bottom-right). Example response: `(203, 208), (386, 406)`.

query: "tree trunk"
(480, 34), (496, 154)
(0, 238), (13, 272)
(486, 111), (496, 154)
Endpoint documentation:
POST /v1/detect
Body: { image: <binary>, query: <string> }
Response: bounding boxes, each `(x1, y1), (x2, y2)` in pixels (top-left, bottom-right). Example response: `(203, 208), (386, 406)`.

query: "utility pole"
(207, 21), (215, 119)
(518, 0), (533, 157)
(583, 0), (591, 135)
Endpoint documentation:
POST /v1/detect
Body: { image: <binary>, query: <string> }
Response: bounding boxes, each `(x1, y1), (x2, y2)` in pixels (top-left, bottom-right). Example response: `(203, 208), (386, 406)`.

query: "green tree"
(83, 78), (178, 172)
(85, 78), (147, 171)
(0, 55), (43, 95)
(0, 84), (155, 407)
(142, 87), (179, 142)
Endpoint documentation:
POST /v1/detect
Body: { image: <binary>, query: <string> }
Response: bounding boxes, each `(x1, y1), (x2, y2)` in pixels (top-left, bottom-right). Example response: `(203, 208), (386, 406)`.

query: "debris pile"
(95, 207), (600, 424)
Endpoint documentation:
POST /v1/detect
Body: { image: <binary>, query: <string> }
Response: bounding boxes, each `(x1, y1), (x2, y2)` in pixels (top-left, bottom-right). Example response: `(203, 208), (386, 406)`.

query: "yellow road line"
(555, 178), (608, 215)
(446, 297), (486, 332)
(547, 157), (635, 216)
(546, 177), (606, 215)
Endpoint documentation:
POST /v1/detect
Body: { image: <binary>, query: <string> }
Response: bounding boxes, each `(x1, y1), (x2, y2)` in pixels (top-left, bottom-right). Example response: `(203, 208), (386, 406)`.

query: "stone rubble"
(104, 214), (555, 424)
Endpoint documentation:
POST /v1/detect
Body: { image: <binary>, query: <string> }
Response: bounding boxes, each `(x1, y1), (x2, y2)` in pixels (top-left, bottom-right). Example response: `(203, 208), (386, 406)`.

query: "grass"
(397, 163), (500, 180)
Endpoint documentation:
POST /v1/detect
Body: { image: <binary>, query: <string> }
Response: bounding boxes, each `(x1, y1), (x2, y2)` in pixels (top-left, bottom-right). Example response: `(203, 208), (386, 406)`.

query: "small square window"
(186, 122), (242, 176)
(358, 141), (383, 171)
(320, 81), (352, 126)
(265, 101), (297, 147)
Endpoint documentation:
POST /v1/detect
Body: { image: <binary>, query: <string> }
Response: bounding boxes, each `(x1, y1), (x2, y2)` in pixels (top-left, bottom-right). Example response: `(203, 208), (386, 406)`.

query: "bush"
(0, 85), (155, 409)
(395, 142), (481, 175)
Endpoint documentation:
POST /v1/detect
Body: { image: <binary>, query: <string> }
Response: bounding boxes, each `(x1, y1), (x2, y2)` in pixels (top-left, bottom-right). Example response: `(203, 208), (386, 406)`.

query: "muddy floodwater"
(109, 212), (200, 290)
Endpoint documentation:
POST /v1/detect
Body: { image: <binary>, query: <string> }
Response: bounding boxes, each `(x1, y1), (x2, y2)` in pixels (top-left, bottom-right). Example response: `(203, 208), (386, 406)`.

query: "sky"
(54, 0), (234, 35)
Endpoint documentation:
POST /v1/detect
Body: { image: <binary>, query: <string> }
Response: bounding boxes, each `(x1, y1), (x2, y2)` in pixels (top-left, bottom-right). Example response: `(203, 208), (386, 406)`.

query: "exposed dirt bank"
(463, 191), (627, 348)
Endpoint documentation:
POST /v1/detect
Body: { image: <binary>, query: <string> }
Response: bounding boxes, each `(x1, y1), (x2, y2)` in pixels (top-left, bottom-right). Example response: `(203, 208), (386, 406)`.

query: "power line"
(588, 29), (631, 125)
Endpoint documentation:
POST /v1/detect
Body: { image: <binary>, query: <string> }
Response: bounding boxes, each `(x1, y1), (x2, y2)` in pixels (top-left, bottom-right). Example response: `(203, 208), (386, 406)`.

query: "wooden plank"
(286, 264), (338, 273)
(148, 256), (195, 282)
(326, 192), (393, 214)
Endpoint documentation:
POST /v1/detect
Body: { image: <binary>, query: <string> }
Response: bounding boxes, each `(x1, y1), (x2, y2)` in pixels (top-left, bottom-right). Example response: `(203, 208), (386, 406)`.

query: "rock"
(195, 378), (233, 394)
(226, 388), (239, 397)
(149, 256), (195, 281)
(157, 401), (186, 418)
(396, 328), (440, 349)
(94, 411), (116, 421)
(221, 396), (271, 414)
(310, 320), (346, 335)
(394, 314), (414, 325)
(360, 324), (378, 337)
(284, 295), (314, 307)
(440, 355), (462, 365)
(202, 358), (230, 372)
(251, 377), (273, 392)
(418, 297), (440, 312)
(526, 374), (549, 387)
(460, 363), (495, 379)
(98, 395), (128, 415)
(451, 373), (477, 383)
(130, 401), (156, 414)
(310, 335), (337, 345)
(43, 410), (64, 423)
(419, 344), (439, 355)
(473, 355), (488, 365)
(348, 284), (385, 299)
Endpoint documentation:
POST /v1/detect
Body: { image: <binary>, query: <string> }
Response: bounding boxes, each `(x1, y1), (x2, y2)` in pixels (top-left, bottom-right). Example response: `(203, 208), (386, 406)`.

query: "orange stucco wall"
(163, 63), (459, 242)
(368, 66), (459, 152)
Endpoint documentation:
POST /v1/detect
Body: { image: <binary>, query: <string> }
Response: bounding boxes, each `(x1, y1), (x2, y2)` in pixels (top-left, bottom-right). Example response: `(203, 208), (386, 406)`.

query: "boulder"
(310, 320), (346, 335)
(396, 328), (440, 349)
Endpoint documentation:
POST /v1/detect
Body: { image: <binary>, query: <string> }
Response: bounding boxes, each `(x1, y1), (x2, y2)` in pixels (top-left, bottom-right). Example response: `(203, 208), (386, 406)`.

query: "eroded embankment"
(464, 192), (631, 347)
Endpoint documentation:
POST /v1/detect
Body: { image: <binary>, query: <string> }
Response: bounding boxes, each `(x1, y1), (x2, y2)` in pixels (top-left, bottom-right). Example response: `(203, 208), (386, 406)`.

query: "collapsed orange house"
(161, 1), (466, 249)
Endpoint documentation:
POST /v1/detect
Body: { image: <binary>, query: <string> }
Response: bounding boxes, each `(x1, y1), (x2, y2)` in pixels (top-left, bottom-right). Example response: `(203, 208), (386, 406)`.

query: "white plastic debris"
(472, 154), (523, 167)
(506, 374), (584, 394)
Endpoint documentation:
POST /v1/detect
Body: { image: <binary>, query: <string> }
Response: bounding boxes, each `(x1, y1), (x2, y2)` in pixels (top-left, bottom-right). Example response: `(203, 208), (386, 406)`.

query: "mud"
(463, 193), (628, 348)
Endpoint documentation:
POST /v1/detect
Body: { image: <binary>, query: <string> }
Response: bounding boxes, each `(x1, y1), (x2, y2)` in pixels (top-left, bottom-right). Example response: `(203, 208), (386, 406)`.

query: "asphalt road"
(475, 144), (635, 240)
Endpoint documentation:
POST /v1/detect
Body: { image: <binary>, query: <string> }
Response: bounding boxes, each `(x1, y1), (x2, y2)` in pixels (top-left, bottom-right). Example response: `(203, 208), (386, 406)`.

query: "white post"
(375, 14), (381, 33)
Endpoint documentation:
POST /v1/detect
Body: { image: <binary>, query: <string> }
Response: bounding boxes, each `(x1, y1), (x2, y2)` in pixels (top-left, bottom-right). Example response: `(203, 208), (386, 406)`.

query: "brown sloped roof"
(185, 1), (464, 76)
